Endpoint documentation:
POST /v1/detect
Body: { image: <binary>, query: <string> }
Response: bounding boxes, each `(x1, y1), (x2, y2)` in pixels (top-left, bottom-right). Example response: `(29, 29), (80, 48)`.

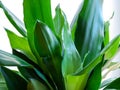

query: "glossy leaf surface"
(0, 50), (31, 66)
(34, 21), (65, 90)
(74, 35), (120, 75)
(6, 29), (37, 63)
(0, 1), (26, 37)
(74, 0), (104, 66)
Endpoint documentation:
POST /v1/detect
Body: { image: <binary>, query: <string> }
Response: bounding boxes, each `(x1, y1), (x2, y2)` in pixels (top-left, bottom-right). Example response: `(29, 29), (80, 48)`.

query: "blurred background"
(0, 0), (120, 79)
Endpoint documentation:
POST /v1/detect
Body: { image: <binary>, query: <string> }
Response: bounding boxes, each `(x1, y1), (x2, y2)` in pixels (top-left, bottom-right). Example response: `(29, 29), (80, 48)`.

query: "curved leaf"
(0, 50), (31, 66)
(0, 1), (26, 37)
(5, 29), (37, 63)
(27, 78), (48, 90)
(104, 77), (120, 89)
(74, 0), (104, 66)
(0, 67), (27, 90)
(34, 21), (65, 90)
(54, 5), (64, 38)
(74, 35), (120, 75)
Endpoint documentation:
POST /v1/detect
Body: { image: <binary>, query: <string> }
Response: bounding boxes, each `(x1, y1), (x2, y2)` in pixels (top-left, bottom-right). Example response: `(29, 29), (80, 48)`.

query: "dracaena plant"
(0, 0), (120, 90)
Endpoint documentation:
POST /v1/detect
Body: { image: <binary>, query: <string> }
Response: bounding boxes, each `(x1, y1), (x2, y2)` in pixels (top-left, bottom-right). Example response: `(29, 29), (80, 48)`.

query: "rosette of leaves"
(0, 0), (120, 90)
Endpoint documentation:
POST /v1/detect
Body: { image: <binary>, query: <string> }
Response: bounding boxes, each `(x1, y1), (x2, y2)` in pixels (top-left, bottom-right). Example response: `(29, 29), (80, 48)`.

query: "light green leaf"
(104, 21), (110, 46)
(74, 0), (104, 66)
(54, 5), (64, 38)
(0, 50), (31, 66)
(23, 0), (54, 32)
(60, 10), (82, 76)
(0, 1), (26, 37)
(5, 29), (37, 63)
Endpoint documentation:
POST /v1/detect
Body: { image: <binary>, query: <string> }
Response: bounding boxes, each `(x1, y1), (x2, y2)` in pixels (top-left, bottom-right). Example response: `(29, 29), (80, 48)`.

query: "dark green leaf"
(18, 67), (51, 89)
(0, 1), (26, 37)
(0, 50), (31, 66)
(5, 29), (37, 63)
(100, 78), (116, 88)
(70, 2), (83, 40)
(0, 72), (8, 90)
(85, 62), (103, 90)
(34, 20), (61, 57)
(74, 0), (104, 66)
(0, 67), (27, 90)
(13, 49), (55, 89)
(74, 35), (120, 75)
(104, 77), (120, 89)
(27, 78), (48, 90)
(34, 21), (65, 90)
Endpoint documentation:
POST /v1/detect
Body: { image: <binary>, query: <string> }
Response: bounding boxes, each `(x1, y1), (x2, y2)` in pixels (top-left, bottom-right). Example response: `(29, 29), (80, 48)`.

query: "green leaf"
(104, 35), (120, 60)
(104, 21), (110, 46)
(0, 1), (26, 37)
(85, 62), (102, 90)
(23, 0), (54, 32)
(0, 67), (27, 90)
(0, 50), (31, 67)
(27, 78), (48, 90)
(100, 78), (116, 88)
(12, 49), (55, 89)
(18, 67), (51, 89)
(0, 72), (8, 90)
(70, 2), (83, 40)
(74, 0), (104, 66)
(74, 35), (120, 75)
(5, 29), (37, 63)
(54, 5), (64, 38)
(60, 10), (82, 76)
(34, 21), (61, 57)
(104, 77), (120, 89)
(34, 21), (65, 90)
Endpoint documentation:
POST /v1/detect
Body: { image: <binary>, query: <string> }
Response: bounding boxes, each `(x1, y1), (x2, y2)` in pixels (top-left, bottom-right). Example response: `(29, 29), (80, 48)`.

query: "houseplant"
(0, 0), (120, 90)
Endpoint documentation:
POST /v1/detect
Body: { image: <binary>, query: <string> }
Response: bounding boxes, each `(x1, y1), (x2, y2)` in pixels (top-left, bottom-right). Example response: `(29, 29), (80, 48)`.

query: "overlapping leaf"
(34, 21), (65, 90)
(0, 50), (31, 67)
(5, 29), (37, 63)
(74, 34), (120, 75)
(74, 0), (104, 66)
(0, 67), (27, 90)
(0, 1), (26, 37)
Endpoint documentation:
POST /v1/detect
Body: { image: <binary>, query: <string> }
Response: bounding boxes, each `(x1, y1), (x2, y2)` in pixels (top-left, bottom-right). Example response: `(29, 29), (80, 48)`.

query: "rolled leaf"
(34, 21), (65, 90)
